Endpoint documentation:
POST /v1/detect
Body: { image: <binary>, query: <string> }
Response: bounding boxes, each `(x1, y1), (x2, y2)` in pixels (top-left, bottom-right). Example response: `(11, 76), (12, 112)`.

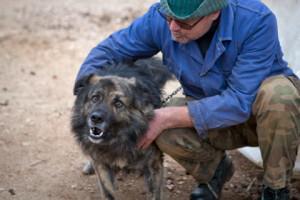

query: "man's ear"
(73, 74), (101, 95)
(209, 10), (220, 21)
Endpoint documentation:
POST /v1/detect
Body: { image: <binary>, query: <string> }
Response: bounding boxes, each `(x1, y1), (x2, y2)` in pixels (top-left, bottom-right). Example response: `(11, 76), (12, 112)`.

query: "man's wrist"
(155, 106), (193, 130)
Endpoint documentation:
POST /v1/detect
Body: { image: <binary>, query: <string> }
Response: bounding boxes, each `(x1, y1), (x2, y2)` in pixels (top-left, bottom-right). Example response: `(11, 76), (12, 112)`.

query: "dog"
(71, 58), (173, 200)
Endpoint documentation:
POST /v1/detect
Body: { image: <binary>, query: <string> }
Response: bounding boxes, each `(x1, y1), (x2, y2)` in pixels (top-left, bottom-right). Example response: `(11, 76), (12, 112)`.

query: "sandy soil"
(0, 0), (299, 199)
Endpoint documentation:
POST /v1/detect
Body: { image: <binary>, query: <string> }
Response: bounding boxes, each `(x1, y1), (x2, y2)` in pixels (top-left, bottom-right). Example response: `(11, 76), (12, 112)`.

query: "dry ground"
(0, 0), (299, 199)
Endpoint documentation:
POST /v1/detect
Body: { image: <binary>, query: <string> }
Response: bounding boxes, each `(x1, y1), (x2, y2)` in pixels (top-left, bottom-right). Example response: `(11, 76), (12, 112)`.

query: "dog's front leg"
(92, 160), (115, 200)
(144, 158), (164, 200)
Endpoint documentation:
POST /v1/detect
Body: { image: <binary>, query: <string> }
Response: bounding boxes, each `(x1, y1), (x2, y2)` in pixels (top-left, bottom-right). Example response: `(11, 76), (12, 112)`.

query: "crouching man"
(75, 0), (300, 199)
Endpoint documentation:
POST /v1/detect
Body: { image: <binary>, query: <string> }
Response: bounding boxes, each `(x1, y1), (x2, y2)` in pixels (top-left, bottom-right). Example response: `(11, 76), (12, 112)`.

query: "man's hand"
(137, 109), (167, 150)
(137, 106), (194, 149)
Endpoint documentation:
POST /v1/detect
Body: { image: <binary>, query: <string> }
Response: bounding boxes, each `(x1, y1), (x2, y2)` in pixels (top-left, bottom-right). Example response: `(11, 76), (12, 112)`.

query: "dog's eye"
(91, 95), (100, 103)
(114, 100), (124, 108)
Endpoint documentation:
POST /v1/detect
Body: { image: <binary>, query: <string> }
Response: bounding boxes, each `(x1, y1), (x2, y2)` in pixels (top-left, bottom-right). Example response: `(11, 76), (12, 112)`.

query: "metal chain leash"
(161, 86), (183, 106)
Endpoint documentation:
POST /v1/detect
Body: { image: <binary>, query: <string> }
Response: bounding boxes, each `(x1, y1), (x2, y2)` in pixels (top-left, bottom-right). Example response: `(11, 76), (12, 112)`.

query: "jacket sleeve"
(74, 4), (160, 92)
(187, 12), (278, 137)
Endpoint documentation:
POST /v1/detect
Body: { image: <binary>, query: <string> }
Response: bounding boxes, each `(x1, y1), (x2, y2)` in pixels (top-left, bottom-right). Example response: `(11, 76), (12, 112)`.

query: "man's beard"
(171, 33), (190, 44)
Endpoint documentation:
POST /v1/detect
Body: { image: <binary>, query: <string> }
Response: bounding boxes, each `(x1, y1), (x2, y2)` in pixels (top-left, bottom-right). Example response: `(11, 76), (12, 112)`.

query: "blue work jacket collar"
(179, 3), (234, 75)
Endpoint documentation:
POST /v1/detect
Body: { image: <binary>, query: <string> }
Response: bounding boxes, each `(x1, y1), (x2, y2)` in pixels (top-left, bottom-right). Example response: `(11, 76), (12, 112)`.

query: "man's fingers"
(141, 140), (151, 149)
(137, 138), (144, 149)
(144, 136), (156, 149)
(137, 135), (148, 149)
(137, 135), (154, 150)
(138, 140), (148, 150)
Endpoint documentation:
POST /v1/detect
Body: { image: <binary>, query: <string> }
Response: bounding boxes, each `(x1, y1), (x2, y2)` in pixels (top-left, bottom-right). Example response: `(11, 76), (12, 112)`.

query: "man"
(74, 0), (300, 199)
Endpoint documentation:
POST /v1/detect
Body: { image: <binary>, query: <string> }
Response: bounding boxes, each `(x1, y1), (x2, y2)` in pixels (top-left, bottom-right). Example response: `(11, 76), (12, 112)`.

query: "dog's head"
(72, 74), (161, 146)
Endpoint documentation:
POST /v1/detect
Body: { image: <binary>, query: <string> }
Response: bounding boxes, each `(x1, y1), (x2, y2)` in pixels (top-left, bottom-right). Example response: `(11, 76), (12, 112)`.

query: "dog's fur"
(71, 58), (173, 200)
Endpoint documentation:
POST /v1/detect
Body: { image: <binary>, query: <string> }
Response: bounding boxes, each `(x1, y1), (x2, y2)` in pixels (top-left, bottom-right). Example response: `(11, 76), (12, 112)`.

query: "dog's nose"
(90, 112), (103, 123)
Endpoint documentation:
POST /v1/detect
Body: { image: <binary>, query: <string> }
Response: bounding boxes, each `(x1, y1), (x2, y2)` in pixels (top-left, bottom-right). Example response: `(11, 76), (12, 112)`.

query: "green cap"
(160, 0), (228, 20)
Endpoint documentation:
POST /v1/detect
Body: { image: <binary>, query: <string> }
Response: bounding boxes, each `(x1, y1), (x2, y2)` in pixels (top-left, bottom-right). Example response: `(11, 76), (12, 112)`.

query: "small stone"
(181, 176), (187, 180)
(0, 100), (9, 106)
(71, 184), (77, 189)
(166, 179), (175, 191)
(30, 71), (36, 76)
(178, 181), (184, 185)
(166, 179), (173, 184)
(25, 118), (33, 124)
(8, 188), (15, 195)
(22, 142), (30, 146)
(166, 183), (175, 191)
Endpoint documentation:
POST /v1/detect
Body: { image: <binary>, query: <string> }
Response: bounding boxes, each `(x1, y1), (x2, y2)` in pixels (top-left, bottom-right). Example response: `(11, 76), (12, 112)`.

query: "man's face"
(168, 11), (220, 44)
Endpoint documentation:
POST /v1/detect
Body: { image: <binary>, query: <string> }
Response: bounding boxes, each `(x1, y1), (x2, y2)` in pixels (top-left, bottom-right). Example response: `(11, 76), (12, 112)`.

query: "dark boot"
(260, 186), (290, 200)
(190, 155), (234, 200)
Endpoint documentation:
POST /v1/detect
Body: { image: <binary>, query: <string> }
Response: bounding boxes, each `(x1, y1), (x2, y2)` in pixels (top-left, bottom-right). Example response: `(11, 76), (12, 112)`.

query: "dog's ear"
(73, 74), (102, 95)
(88, 75), (102, 85)
(132, 80), (161, 112)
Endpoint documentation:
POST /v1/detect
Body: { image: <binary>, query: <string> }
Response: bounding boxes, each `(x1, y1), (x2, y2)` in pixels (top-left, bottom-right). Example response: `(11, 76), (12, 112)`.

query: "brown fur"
(71, 59), (173, 199)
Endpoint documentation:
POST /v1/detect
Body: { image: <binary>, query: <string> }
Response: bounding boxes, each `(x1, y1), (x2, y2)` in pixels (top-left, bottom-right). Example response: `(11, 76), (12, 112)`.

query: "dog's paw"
(82, 160), (95, 175)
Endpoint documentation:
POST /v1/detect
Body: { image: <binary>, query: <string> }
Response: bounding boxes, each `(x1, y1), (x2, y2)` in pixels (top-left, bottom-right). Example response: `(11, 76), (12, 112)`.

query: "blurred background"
(0, 0), (299, 200)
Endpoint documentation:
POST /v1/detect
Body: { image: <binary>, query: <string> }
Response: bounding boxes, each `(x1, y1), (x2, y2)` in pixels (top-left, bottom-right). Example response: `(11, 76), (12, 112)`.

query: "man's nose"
(169, 20), (181, 32)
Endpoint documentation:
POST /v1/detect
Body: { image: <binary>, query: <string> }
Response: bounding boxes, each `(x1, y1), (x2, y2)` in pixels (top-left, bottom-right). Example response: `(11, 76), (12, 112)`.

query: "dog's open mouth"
(89, 127), (105, 143)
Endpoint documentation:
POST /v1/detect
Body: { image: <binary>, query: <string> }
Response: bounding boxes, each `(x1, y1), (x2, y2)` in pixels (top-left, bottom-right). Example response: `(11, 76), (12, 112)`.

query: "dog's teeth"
(99, 131), (104, 137)
(89, 129), (93, 135)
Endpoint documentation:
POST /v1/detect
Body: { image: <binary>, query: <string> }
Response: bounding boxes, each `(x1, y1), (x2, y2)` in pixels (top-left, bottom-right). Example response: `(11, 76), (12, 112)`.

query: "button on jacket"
(75, 0), (296, 137)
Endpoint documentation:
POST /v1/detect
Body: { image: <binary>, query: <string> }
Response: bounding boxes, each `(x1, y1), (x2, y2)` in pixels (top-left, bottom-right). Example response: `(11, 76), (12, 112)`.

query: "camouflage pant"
(155, 75), (300, 189)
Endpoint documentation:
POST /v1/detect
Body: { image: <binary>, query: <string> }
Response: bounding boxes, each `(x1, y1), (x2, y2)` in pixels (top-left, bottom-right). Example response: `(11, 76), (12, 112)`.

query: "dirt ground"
(0, 0), (299, 199)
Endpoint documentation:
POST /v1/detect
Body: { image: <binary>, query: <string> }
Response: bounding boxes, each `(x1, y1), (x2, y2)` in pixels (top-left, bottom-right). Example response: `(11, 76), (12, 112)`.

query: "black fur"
(71, 58), (173, 200)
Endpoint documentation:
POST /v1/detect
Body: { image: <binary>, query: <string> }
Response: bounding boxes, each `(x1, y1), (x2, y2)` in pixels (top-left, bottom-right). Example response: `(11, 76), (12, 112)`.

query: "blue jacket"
(75, 0), (296, 137)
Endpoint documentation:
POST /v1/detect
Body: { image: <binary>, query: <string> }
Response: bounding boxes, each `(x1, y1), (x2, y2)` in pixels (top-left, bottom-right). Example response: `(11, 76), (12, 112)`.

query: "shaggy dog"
(71, 58), (173, 200)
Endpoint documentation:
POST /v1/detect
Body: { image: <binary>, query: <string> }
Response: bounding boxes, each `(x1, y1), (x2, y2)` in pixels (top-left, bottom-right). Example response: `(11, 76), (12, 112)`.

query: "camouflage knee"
(253, 75), (300, 188)
(156, 127), (224, 182)
(156, 97), (224, 182)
